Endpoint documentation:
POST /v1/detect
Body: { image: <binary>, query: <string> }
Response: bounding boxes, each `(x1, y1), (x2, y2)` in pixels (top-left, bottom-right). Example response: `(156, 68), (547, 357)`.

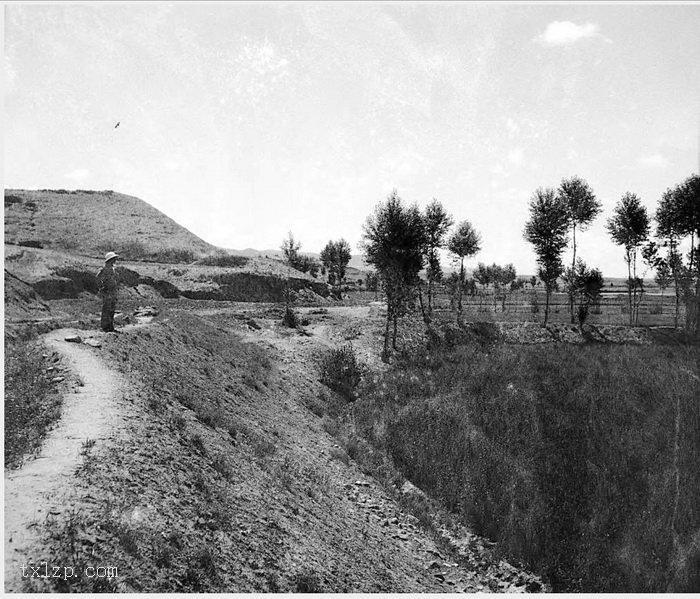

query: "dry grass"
(352, 332), (700, 592)
(4, 332), (63, 468)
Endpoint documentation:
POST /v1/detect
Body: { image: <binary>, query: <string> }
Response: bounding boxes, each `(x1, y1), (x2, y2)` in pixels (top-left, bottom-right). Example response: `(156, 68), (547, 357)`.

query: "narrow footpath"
(4, 329), (127, 592)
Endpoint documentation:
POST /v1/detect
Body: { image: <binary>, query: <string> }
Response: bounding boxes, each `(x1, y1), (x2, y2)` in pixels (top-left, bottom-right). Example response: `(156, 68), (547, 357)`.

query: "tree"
(473, 262), (491, 309)
(606, 193), (650, 326)
(364, 271), (380, 295)
(280, 231), (320, 276)
(320, 239), (352, 299)
(361, 191), (426, 360)
(558, 176), (602, 323)
(652, 175), (700, 335)
(523, 188), (569, 326)
(566, 259), (604, 325)
(281, 231), (301, 267)
(421, 199), (454, 321)
(490, 263), (516, 312)
(447, 220), (482, 324)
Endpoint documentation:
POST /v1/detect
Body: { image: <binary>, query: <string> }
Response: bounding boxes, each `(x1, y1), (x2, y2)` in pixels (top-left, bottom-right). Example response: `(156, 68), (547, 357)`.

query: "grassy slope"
(4, 189), (215, 260)
(352, 333), (700, 592)
(18, 311), (470, 593)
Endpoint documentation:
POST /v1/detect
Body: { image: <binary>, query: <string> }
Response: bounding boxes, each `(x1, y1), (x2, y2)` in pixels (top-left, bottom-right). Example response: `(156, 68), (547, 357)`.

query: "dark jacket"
(96, 264), (119, 297)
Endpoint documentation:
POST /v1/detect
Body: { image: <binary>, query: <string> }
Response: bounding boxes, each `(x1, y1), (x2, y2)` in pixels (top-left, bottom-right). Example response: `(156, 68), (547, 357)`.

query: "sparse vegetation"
(4, 333), (63, 468)
(197, 251), (249, 268)
(319, 344), (363, 401)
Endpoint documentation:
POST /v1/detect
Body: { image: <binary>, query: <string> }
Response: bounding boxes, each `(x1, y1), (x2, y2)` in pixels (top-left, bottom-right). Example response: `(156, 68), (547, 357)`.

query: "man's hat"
(104, 251), (119, 263)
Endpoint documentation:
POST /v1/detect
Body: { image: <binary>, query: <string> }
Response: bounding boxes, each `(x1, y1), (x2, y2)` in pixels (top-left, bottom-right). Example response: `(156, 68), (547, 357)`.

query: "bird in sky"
(114, 122), (120, 129)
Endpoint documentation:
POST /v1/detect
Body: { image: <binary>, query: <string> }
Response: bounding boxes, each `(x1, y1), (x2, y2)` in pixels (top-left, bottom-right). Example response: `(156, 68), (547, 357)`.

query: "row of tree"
(524, 173), (699, 331)
(282, 173), (697, 355)
(360, 192), (487, 359)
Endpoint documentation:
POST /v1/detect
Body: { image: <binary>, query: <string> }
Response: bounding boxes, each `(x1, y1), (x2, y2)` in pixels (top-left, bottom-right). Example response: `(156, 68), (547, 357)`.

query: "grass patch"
(354, 335), (700, 592)
(4, 333), (63, 468)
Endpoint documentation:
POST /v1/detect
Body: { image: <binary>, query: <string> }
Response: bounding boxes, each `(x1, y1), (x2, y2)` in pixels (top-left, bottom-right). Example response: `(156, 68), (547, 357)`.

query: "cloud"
(638, 153), (670, 168)
(64, 168), (90, 182)
(534, 21), (606, 46)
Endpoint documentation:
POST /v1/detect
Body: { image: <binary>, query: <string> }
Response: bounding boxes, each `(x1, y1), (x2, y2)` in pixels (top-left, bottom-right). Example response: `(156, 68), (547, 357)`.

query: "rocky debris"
(83, 338), (103, 348)
(64, 334), (82, 343)
(134, 306), (159, 317)
(114, 312), (131, 325)
(294, 287), (330, 304)
(487, 321), (652, 345)
(340, 478), (546, 593)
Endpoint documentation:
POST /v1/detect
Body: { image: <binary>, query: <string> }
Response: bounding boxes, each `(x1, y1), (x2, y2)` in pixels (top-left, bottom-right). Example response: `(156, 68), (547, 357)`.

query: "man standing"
(97, 252), (120, 332)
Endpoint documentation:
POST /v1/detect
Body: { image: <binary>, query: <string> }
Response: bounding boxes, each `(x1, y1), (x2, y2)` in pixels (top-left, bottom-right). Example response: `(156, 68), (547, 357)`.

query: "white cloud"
(639, 153), (670, 168)
(534, 21), (605, 46)
(64, 168), (90, 182)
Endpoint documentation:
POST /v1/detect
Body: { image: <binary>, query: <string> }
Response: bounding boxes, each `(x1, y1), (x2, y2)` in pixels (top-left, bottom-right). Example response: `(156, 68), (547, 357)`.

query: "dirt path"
(4, 329), (128, 592)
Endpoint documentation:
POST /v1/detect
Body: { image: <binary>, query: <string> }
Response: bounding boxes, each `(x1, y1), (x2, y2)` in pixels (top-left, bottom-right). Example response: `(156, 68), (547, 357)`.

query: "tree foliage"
(606, 193), (650, 326)
(523, 188), (569, 325)
(447, 220), (482, 324)
(421, 199), (454, 319)
(650, 174), (700, 334)
(320, 239), (352, 298)
(280, 232), (320, 277)
(361, 190), (426, 359)
(558, 176), (602, 322)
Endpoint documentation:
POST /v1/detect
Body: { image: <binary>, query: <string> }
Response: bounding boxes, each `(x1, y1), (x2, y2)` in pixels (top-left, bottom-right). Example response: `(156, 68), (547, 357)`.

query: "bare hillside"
(4, 189), (215, 261)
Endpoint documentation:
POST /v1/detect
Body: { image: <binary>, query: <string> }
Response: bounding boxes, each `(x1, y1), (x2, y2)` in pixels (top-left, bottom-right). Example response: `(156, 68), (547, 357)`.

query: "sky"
(4, 2), (700, 277)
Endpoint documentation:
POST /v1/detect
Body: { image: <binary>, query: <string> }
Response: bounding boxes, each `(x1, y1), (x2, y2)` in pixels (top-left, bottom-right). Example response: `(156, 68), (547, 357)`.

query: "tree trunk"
(418, 281), (430, 325)
(627, 253), (633, 327)
(570, 225), (577, 324)
(427, 277), (433, 317)
(544, 287), (551, 326)
(457, 258), (465, 325)
(383, 304), (391, 362)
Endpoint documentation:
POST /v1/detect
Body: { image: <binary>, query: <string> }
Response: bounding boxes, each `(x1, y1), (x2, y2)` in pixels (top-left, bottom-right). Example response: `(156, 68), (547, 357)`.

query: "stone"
(64, 334), (82, 343)
(83, 338), (102, 348)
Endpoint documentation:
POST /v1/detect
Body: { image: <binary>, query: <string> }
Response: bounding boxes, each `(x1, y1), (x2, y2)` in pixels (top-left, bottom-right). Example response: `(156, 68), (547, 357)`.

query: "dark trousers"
(101, 295), (117, 331)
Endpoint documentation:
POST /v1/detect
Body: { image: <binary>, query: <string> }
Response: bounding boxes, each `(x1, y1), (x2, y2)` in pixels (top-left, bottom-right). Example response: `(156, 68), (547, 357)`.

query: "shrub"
(197, 252), (249, 268)
(147, 247), (199, 264)
(293, 569), (324, 593)
(319, 345), (363, 401)
(283, 305), (299, 328)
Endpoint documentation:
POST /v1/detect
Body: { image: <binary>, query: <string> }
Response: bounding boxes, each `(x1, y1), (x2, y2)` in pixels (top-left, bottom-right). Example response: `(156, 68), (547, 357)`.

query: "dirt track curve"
(4, 329), (128, 592)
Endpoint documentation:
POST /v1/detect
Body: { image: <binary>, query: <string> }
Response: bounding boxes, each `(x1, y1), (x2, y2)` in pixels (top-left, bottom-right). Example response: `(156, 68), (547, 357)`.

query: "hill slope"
(4, 189), (216, 261)
(8, 306), (544, 592)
